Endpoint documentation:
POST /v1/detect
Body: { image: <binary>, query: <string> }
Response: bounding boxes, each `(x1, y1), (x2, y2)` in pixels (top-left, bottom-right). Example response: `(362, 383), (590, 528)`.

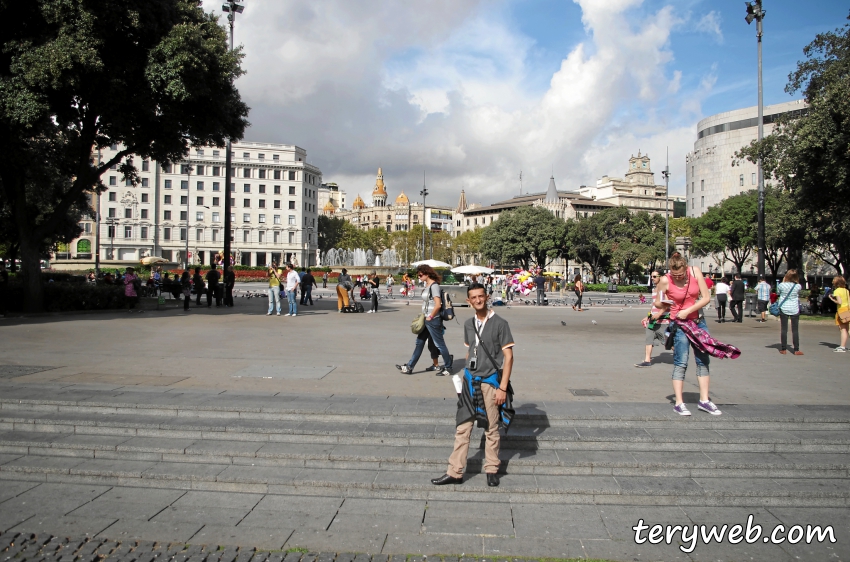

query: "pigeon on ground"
(619, 308), (624, 312)
(560, 321), (566, 326)
(592, 320), (598, 325)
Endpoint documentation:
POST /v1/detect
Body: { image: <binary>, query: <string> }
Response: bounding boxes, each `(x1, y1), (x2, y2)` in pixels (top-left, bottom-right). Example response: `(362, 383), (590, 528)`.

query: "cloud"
(695, 11), (724, 44)
(219, 0), (706, 207)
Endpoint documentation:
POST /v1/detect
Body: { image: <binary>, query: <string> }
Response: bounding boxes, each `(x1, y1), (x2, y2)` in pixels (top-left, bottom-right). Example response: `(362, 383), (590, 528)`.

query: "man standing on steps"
(730, 273), (746, 323)
(431, 283), (514, 488)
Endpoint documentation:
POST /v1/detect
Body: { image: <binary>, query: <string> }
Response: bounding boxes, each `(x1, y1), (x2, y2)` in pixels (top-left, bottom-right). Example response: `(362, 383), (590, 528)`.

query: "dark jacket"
(730, 279), (746, 301)
(456, 369), (514, 432)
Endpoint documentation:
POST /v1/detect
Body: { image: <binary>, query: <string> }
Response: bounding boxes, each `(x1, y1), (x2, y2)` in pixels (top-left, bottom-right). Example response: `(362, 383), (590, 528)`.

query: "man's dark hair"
(467, 282), (487, 295)
(735, 273), (742, 279)
(194, 267), (201, 273)
(306, 269), (311, 273)
(759, 275), (765, 281)
(286, 263), (293, 269)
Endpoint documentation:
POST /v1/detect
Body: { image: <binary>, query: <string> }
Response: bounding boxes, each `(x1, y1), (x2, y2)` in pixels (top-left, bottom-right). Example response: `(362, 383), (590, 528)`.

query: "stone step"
(0, 432), (847, 479)
(2, 410), (849, 453)
(0, 454), (847, 507)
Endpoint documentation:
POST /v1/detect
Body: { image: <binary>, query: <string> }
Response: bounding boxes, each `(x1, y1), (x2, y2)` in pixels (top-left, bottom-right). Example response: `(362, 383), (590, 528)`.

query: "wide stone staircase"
(1, 384), (848, 508)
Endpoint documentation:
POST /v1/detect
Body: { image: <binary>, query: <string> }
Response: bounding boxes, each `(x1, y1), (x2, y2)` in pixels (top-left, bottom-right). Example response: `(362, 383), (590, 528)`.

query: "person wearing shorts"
(635, 271), (667, 368)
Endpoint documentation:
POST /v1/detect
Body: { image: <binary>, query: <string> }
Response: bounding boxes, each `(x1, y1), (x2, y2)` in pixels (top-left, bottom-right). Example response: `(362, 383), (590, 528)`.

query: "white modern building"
(685, 99), (807, 217)
(61, 141), (322, 268)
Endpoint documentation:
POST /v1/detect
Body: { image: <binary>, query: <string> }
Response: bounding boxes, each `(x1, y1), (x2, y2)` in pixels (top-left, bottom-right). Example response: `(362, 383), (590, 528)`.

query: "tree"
(453, 228), (484, 265)
(317, 216), (346, 254)
(568, 216), (609, 282)
(691, 191), (757, 275)
(0, 0), (249, 311)
(481, 206), (567, 270)
(735, 14), (850, 275)
(338, 222), (367, 251)
(363, 227), (391, 256)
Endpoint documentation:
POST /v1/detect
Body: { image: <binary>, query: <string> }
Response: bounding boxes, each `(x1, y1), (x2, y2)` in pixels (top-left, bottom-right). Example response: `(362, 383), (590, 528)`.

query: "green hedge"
(582, 283), (649, 293)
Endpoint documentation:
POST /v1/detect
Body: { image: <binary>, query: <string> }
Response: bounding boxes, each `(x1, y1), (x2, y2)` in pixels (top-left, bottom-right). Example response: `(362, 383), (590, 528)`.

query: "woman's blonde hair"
(833, 276), (846, 289)
(668, 251), (687, 271)
(783, 269), (799, 283)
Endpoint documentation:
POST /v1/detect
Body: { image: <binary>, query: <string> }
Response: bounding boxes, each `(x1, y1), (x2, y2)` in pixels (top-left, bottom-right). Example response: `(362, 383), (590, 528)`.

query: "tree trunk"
(8, 244), (18, 273)
(19, 236), (44, 313)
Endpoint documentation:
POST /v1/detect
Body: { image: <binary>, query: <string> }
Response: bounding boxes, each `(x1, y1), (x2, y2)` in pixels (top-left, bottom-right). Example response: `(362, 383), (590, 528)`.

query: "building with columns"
(57, 141), (322, 268)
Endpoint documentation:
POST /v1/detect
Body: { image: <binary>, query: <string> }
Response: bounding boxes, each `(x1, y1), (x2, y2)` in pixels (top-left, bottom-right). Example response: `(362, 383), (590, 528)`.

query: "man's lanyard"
(472, 310), (495, 357)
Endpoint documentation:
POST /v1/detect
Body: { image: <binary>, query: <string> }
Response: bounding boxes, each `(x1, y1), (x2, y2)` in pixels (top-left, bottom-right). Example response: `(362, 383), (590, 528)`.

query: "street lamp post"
(420, 172), (428, 263)
(746, 0), (766, 277)
(221, 1), (245, 274)
(661, 149), (671, 269)
(95, 148), (102, 276)
(183, 164), (194, 269)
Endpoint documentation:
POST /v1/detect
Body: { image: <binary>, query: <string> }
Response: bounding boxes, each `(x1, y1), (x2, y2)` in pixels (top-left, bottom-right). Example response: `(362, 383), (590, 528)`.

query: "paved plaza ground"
(0, 288), (847, 561)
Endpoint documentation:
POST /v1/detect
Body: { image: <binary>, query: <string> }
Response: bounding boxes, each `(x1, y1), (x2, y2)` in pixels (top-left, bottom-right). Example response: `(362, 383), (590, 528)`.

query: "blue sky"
(231, 0), (849, 204)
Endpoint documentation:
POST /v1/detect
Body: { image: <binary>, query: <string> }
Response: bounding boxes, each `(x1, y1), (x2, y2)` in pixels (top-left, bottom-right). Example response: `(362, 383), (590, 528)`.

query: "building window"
(124, 226), (132, 238)
(180, 211), (187, 221)
(181, 180), (188, 190)
(108, 208), (116, 218)
(212, 197), (220, 206)
(288, 201), (295, 209)
(140, 226), (148, 239)
(196, 165), (204, 175)
(142, 160), (149, 172)
(274, 170), (281, 180)
(243, 230), (249, 242)
(258, 153), (265, 161)
(197, 196), (204, 205)
(180, 196), (188, 205)
(701, 196), (705, 208)
(701, 179), (704, 191)
(141, 178), (149, 187)
(212, 212), (220, 222)
(243, 168), (251, 178)
(242, 152), (250, 160)
(162, 163), (172, 173)
(274, 185), (281, 194)
(259, 214), (266, 223)
(274, 215), (281, 224)
(211, 166), (220, 176)
(243, 199), (250, 207)
(141, 193), (149, 203)
(259, 184), (266, 194)
(213, 182), (220, 191)
(181, 164), (191, 174)
(752, 173), (757, 185)
(288, 171), (295, 180)
(230, 183), (235, 192)
(273, 231), (280, 243)
(231, 198), (235, 207)
(164, 179), (172, 189)
(107, 225), (115, 238)
(197, 181), (204, 191)
(109, 176), (116, 186)
(212, 229), (218, 242)
(288, 186), (296, 195)
(259, 199), (266, 208)
(196, 211), (203, 221)
(739, 174), (744, 186)
(289, 231), (295, 243)
(164, 228), (171, 240)
(258, 230), (265, 243)
(243, 213), (250, 222)
(180, 228), (187, 241)
(196, 229), (203, 241)
(164, 195), (172, 204)
(213, 150), (220, 157)
(258, 170), (266, 179)
(196, 149), (204, 157)
(274, 200), (281, 209)
(108, 192), (117, 201)
(242, 184), (250, 193)
(164, 210), (172, 220)
(288, 215), (296, 225)
(141, 209), (148, 219)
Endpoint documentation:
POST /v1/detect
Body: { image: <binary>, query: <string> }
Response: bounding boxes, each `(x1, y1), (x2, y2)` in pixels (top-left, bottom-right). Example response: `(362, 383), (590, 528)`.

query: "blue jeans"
(407, 317), (452, 370)
(672, 318), (710, 380)
(267, 286), (281, 314)
(287, 290), (297, 315)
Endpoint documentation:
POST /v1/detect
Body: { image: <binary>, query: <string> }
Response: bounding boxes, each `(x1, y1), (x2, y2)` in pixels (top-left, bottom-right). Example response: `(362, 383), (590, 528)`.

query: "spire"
(456, 189), (467, 213)
(546, 176), (558, 203)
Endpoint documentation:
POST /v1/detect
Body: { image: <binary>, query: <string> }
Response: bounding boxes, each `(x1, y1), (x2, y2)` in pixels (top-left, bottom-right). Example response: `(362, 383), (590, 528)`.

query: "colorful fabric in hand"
(675, 319), (742, 359)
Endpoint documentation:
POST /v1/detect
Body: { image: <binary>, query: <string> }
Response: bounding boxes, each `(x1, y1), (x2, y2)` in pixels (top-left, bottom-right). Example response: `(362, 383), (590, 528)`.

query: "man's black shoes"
(487, 473), (500, 487)
(431, 474), (462, 485)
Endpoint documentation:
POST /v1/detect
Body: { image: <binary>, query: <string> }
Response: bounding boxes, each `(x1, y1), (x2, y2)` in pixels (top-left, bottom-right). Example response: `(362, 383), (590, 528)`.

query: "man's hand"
(495, 388), (507, 406)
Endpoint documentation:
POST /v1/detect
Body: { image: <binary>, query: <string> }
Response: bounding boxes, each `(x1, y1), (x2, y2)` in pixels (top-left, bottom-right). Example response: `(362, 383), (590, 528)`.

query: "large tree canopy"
(0, 0), (249, 311)
(481, 206), (567, 270)
(691, 191), (757, 275)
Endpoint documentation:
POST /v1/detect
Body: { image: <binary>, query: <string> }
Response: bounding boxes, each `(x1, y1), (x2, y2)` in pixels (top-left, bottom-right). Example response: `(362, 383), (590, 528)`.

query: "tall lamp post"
(183, 164), (194, 269)
(746, 0), (766, 277)
(661, 148), (671, 269)
(420, 172), (428, 263)
(221, 1), (245, 273)
(95, 148), (102, 276)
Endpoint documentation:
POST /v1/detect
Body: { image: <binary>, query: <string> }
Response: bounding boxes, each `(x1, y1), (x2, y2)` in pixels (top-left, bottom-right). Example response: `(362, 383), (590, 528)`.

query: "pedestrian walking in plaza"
(367, 272), (379, 313)
(267, 262), (283, 316)
(224, 265), (235, 307)
(714, 277), (730, 322)
(336, 268), (353, 311)
(572, 274), (584, 311)
(431, 283), (514, 488)
(205, 267), (221, 307)
(300, 269), (317, 305)
(776, 270), (802, 355)
(652, 252), (722, 416)
(396, 264), (453, 375)
(635, 271), (666, 368)
(386, 274), (394, 299)
(192, 267), (205, 306)
(180, 271), (191, 311)
(123, 267), (140, 311)
(534, 269), (546, 305)
(756, 275), (771, 322)
(322, 271), (328, 289)
(729, 273), (745, 322)
(284, 263), (300, 316)
(829, 276), (849, 352)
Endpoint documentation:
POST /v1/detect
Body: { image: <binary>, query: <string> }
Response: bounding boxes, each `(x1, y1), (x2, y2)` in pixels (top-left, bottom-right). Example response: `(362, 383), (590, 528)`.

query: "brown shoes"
(779, 349), (787, 354)
(794, 351), (804, 356)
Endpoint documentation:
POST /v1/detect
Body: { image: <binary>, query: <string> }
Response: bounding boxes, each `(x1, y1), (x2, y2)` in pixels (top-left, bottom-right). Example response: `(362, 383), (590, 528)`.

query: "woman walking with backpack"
(396, 264), (454, 376)
(776, 270), (802, 355)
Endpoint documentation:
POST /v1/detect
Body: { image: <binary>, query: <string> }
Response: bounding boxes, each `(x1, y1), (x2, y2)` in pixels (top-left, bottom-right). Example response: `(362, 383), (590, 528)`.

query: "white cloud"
(219, 0), (708, 207)
(695, 11), (724, 44)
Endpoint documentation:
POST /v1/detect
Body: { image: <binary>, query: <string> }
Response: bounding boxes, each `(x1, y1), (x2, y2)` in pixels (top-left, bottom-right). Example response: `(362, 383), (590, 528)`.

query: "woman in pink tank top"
(652, 252), (721, 417)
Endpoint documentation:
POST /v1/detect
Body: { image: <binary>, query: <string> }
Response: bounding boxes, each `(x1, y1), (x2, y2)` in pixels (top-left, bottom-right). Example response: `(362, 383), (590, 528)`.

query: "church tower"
(456, 189), (468, 213)
(372, 167), (388, 207)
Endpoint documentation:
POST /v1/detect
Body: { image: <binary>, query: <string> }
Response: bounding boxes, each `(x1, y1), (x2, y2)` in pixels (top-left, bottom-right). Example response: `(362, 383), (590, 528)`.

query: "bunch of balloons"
(507, 270), (537, 296)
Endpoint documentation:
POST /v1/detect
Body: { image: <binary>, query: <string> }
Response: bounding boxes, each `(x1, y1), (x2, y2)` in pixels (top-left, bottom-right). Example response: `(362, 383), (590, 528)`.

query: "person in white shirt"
(284, 263), (300, 316)
(713, 277), (730, 323)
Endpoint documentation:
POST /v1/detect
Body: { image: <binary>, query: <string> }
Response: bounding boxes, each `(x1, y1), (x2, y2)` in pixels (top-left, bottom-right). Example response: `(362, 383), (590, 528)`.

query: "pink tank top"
(666, 267), (700, 320)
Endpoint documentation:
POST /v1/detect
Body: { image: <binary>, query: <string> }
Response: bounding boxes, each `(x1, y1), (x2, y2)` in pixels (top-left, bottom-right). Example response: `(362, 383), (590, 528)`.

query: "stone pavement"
(0, 293), (848, 561)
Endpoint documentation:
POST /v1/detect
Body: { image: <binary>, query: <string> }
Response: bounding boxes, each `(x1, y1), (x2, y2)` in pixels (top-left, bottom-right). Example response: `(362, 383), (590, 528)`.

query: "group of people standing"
(266, 263), (315, 317)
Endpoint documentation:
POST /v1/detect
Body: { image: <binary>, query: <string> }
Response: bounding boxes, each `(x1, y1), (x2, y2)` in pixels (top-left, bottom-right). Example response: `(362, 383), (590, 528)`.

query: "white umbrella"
(140, 256), (169, 265)
(411, 259), (452, 268)
(451, 265), (494, 275)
